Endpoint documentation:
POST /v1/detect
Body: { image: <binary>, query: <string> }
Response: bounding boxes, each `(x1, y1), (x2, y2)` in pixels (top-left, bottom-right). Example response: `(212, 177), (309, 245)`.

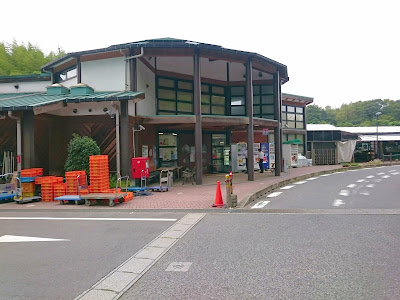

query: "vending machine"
(223, 146), (231, 172)
(253, 143), (260, 170)
(260, 142), (269, 170)
(269, 142), (275, 169)
(230, 142), (247, 173)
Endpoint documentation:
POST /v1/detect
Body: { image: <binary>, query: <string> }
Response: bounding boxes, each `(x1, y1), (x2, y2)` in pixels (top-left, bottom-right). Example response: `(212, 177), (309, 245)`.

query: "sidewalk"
(1, 162), (397, 210)
(0, 165), (339, 210)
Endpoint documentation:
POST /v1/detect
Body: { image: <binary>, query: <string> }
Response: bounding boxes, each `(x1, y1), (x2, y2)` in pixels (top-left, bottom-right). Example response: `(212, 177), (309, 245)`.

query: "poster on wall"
(142, 145), (148, 158)
(190, 146), (195, 162)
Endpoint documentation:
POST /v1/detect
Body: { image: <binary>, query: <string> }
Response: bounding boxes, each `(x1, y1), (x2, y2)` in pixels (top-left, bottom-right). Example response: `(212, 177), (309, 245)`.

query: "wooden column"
(120, 100), (130, 177)
(194, 49), (203, 184)
(246, 58), (255, 181)
(273, 72), (282, 176)
(22, 110), (35, 168)
(77, 56), (81, 84)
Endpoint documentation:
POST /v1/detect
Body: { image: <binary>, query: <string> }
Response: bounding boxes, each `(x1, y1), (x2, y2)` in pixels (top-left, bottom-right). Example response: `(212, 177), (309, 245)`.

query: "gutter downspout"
(7, 111), (22, 173)
(112, 103), (121, 177)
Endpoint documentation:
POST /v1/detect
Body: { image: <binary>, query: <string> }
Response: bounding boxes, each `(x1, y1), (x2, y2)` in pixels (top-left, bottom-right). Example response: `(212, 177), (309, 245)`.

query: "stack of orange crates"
(53, 183), (66, 198)
(89, 155), (109, 193)
(65, 171), (86, 194)
(40, 177), (63, 201)
(21, 168), (43, 177)
(22, 182), (35, 198)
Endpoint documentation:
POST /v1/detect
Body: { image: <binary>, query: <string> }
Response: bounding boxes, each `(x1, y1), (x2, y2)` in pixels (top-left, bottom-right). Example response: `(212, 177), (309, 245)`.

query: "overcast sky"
(2, 0), (398, 108)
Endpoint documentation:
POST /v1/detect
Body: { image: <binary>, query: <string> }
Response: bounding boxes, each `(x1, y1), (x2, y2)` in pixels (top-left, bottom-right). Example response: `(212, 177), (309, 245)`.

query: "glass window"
(296, 114), (304, 121)
(262, 105), (274, 114)
(231, 86), (245, 96)
(231, 106), (245, 115)
(296, 135), (304, 143)
(287, 113), (295, 121)
(296, 121), (304, 129)
(201, 84), (209, 93)
(288, 134), (296, 141)
(177, 91), (193, 102)
(296, 106), (304, 114)
(211, 106), (225, 115)
(212, 95), (225, 105)
(158, 78), (174, 88)
(201, 105), (210, 114)
(158, 89), (176, 100)
(282, 112), (287, 120)
(177, 102), (193, 113)
(158, 100), (175, 111)
(261, 95), (274, 104)
(178, 81), (192, 90)
(253, 95), (260, 105)
(253, 106), (261, 115)
(282, 105), (287, 112)
(212, 86), (224, 95)
(287, 106), (295, 113)
(231, 97), (244, 106)
(264, 114), (274, 120)
(253, 86), (260, 95)
(201, 94), (210, 104)
(287, 121), (296, 128)
(261, 85), (273, 94)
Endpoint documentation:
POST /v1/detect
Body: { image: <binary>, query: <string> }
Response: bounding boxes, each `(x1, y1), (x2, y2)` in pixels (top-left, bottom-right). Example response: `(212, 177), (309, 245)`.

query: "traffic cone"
(212, 181), (224, 207)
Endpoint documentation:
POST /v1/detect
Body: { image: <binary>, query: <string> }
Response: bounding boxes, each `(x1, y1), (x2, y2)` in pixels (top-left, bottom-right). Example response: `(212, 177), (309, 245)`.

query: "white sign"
(142, 145), (149, 158)
(262, 128), (269, 136)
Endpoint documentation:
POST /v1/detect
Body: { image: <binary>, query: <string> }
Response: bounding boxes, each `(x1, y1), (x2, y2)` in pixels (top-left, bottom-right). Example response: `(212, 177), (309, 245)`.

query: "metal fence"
(313, 149), (336, 165)
(383, 153), (400, 162)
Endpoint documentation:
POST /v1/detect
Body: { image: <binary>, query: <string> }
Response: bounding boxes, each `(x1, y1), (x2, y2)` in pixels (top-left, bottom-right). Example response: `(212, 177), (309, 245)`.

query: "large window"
(201, 84), (226, 115)
(157, 77), (194, 115)
(230, 86), (246, 116)
(282, 105), (305, 129)
(253, 85), (274, 119)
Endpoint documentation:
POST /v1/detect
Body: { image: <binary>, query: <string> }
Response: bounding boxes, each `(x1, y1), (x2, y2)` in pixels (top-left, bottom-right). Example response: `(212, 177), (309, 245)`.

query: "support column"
(246, 58), (254, 181)
(273, 72), (282, 176)
(22, 110), (35, 168)
(194, 49), (203, 184)
(77, 56), (81, 84)
(120, 100), (130, 177)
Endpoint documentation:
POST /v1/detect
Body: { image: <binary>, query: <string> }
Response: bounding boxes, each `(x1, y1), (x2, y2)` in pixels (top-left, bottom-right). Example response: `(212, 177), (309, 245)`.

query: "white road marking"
(307, 177), (317, 181)
(364, 168), (372, 170)
(320, 174), (331, 177)
(366, 184), (375, 188)
(251, 201), (270, 209)
(0, 217), (177, 222)
(280, 185), (294, 190)
(333, 199), (345, 207)
(294, 181), (307, 185)
(347, 184), (357, 188)
(389, 170), (397, 173)
(339, 190), (350, 196)
(360, 191), (370, 196)
(267, 192), (282, 198)
(377, 172), (385, 175)
(391, 172), (400, 175)
(0, 235), (69, 243)
(366, 175), (374, 178)
(356, 179), (365, 182)
(381, 175), (390, 178)
(374, 179), (382, 182)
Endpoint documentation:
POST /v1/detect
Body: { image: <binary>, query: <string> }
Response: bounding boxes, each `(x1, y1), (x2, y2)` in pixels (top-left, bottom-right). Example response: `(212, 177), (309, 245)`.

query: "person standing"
(258, 148), (264, 173)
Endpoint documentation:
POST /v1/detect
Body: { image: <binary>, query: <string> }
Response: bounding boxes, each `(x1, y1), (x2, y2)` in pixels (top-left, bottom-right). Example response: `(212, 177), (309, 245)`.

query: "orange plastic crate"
(22, 182), (35, 193)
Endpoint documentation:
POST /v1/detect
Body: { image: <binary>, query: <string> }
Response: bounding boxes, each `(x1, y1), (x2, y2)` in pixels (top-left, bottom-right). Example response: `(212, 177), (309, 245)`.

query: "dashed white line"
(306, 177), (317, 181)
(280, 185), (294, 190)
(360, 191), (370, 196)
(377, 172), (385, 175)
(347, 184), (357, 188)
(392, 172), (400, 175)
(320, 174), (331, 177)
(374, 179), (382, 182)
(356, 179), (365, 183)
(366, 175), (374, 178)
(251, 201), (270, 209)
(339, 190), (350, 196)
(381, 175), (390, 178)
(267, 192), (282, 198)
(333, 199), (345, 207)
(366, 184), (375, 188)
(294, 181), (307, 185)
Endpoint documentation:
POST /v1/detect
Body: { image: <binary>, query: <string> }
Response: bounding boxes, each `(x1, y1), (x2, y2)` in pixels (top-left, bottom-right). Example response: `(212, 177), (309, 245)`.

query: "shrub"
(64, 133), (100, 175)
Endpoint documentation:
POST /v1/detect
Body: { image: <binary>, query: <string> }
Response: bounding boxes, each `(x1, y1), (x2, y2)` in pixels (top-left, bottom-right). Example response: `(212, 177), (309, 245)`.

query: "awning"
(283, 139), (303, 144)
(358, 135), (400, 142)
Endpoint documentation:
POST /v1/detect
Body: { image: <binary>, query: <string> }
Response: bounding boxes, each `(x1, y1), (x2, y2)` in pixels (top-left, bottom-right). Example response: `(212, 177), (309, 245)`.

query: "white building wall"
(200, 58), (227, 81)
(48, 102), (117, 117)
(81, 57), (126, 91)
(157, 57), (193, 76)
(0, 81), (51, 93)
(135, 59), (156, 116)
(60, 77), (77, 88)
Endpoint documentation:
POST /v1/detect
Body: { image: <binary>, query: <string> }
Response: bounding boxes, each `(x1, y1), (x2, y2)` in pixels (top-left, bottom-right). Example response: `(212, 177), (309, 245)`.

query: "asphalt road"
(249, 165), (400, 209)
(0, 211), (184, 300)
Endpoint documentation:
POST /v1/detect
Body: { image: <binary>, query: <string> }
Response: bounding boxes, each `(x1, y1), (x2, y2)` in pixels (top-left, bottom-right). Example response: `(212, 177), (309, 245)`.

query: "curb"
(236, 162), (400, 209)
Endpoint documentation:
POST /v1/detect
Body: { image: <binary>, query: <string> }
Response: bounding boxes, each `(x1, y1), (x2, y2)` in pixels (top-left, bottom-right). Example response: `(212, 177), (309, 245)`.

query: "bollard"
(225, 174), (232, 208)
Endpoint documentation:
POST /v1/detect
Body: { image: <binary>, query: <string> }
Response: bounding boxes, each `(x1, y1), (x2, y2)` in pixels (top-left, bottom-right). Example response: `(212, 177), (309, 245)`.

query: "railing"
(382, 153), (400, 162)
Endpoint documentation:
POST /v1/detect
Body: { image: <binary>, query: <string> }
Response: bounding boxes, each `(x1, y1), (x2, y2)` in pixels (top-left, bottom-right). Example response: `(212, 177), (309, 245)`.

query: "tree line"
(0, 40), (65, 76)
(307, 99), (400, 126)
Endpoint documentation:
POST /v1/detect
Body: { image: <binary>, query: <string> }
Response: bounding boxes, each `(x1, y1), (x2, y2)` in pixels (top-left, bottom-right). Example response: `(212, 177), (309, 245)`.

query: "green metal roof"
(0, 91), (145, 111)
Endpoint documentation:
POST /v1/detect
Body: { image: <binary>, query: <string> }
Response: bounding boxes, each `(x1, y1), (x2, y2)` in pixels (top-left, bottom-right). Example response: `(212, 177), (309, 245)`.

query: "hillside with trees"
(307, 99), (400, 126)
(0, 40), (65, 76)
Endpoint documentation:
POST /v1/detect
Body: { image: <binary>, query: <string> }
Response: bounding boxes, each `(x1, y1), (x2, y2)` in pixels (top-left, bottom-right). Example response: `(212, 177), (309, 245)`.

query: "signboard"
(262, 128), (269, 136)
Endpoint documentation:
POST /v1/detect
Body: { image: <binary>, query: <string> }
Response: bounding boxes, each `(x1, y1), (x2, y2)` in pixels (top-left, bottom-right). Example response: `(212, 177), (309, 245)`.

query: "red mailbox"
(131, 157), (149, 179)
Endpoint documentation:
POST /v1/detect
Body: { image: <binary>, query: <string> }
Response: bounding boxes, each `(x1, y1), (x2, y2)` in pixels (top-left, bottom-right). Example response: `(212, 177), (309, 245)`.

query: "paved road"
(0, 211), (184, 300)
(249, 165), (400, 209)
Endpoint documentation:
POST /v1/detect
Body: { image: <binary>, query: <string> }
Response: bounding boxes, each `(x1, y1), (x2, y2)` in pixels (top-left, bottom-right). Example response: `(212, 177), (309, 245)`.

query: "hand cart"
(0, 173), (18, 204)
(127, 169), (152, 196)
(55, 174), (87, 205)
(148, 170), (170, 192)
(14, 176), (41, 204)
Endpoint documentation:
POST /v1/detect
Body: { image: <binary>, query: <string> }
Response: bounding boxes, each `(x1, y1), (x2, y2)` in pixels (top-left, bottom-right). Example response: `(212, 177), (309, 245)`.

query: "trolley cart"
(127, 169), (152, 196)
(14, 176), (41, 204)
(0, 173), (18, 204)
(148, 170), (170, 192)
(55, 174), (87, 205)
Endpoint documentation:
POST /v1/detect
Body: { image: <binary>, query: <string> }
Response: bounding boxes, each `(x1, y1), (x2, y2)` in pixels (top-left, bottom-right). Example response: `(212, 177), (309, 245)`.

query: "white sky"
(2, 0), (399, 108)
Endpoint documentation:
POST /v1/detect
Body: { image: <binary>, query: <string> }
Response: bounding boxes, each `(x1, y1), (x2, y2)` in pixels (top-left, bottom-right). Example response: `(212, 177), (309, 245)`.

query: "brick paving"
(0, 165), (346, 210)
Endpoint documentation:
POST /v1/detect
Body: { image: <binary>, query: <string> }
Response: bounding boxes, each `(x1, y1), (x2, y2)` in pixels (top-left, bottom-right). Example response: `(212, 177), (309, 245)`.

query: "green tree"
(64, 134), (101, 175)
(0, 40), (65, 76)
(306, 105), (336, 124)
